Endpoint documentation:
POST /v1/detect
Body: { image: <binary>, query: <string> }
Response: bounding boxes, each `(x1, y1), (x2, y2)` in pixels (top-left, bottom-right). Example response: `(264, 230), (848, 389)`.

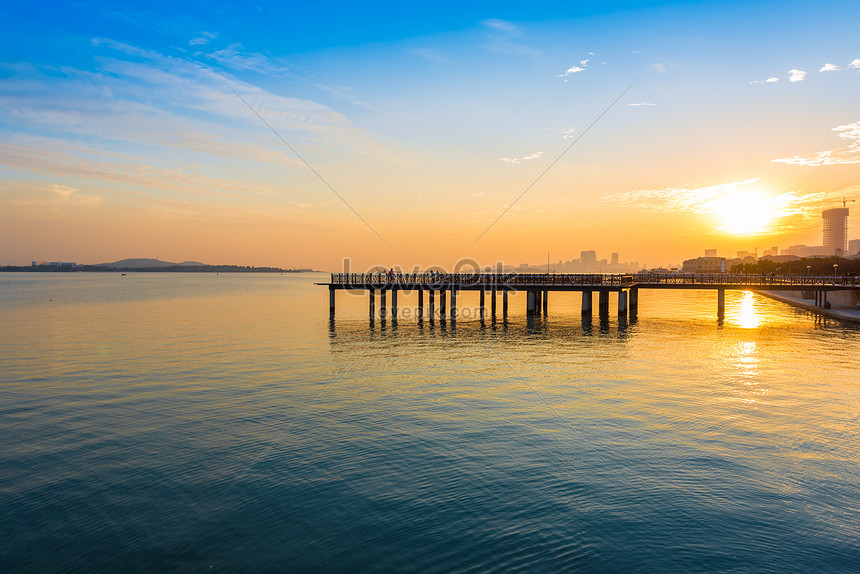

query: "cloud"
(481, 19), (539, 57)
(559, 66), (585, 76)
(561, 127), (576, 140)
(626, 102), (656, 107)
(601, 179), (761, 213)
(0, 39), (401, 170)
(483, 19), (519, 34)
(189, 32), (218, 46)
(204, 43), (289, 75)
(600, 178), (825, 232)
(1, 181), (103, 208)
(772, 121), (860, 166)
(410, 48), (450, 64)
(788, 69), (807, 82)
(819, 63), (840, 72)
(750, 77), (780, 85)
(0, 140), (289, 200)
(500, 151), (544, 164)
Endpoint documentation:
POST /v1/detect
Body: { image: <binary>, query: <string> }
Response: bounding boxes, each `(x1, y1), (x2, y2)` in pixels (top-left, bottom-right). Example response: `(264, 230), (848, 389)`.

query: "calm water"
(1, 272), (859, 573)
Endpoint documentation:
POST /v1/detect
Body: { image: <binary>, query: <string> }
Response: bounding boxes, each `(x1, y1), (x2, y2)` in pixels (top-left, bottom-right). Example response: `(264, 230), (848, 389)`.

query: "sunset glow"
(712, 191), (777, 235)
(1, 1), (858, 269)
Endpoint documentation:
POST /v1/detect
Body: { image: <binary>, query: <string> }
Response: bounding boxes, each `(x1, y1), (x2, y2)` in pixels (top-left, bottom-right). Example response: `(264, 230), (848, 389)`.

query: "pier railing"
(328, 272), (860, 289)
(329, 272), (635, 287)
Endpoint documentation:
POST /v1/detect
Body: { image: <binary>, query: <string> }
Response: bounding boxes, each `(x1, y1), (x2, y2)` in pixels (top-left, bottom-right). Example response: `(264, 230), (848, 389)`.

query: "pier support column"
(369, 289), (375, 318)
(717, 288), (725, 319)
(582, 291), (593, 316)
(418, 289), (424, 319)
(329, 286), (335, 314)
(542, 290), (548, 315)
(598, 290), (610, 315)
(440, 289), (447, 318)
(480, 289), (485, 318)
(392, 289), (398, 319)
(380, 289), (387, 319)
(503, 290), (509, 316)
(618, 289), (628, 316)
(429, 290), (435, 319)
(629, 288), (638, 316)
(527, 290), (536, 315)
(535, 290), (541, 314)
(450, 289), (457, 319)
(491, 289), (497, 317)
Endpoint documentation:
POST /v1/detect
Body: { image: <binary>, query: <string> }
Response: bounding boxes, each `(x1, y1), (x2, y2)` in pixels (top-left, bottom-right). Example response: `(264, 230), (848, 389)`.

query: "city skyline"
(1, 0), (859, 270)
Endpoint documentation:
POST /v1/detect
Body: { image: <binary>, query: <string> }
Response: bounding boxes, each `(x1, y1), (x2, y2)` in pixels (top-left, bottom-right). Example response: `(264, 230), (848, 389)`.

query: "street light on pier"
(833, 263), (838, 281)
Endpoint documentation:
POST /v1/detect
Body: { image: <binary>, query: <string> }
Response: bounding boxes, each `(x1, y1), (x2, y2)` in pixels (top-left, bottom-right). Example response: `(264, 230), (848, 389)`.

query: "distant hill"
(98, 258), (208, 269)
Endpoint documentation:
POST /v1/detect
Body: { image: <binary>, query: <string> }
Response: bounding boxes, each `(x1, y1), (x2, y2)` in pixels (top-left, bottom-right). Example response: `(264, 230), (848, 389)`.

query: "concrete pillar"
(582, 291), (593, 316)
(717, 288), (725, 319)
(418, 289), (424, 319)
(380, 288), (387, 319)
(598, 290), (609, 315)
(450, 289), (457, 319)
(480, 289), (485, 317)
(429, 290), (435, 318)
(491, 289), (497, 316)
(618, 289), (628, 315)
(527, 290), (536, 315)
(369, 289), (375, 318)
(392, 289), (398, 319)
(440, 289), (447, 317)
(542, 290), (548, 315)
(329, 286), (335, 314)
(503, 290), (509, 316)
(630, 288), (639, 315)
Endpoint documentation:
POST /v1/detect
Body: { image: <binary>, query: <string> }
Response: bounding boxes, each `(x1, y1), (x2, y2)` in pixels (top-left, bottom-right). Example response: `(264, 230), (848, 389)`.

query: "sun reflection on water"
(728, 291), (762, 329)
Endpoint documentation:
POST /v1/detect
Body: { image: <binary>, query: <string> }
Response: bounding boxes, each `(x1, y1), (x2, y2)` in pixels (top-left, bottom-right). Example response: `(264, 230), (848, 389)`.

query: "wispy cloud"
(788, 69), (807, 82)
(772, 121), (860, 166)
(204, 43), (289, 75)
(819, 63), (840, 72)
(750, 77), (779, 85)
(1, 181), (103, 208)
(410, 48), (450, 64)
(481, 19), (539, 57)
(626, 102), (656, 107)
(850, 59), (860, 68)
(189, 32), (218, 46)
(601, 179), (761, 213)
(600, 178), (826, 232)
(500, 151), (544, 164)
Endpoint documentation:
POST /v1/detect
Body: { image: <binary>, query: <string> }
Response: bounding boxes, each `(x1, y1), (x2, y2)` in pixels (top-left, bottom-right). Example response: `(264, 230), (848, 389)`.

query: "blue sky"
(1, 0), (858, 268)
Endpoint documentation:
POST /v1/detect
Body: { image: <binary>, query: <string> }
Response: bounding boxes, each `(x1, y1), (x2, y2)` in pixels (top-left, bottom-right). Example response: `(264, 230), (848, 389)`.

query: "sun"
(710, 190), (777, 235)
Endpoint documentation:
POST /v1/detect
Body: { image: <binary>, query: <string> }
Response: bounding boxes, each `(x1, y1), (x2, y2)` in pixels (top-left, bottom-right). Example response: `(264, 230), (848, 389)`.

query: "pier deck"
(318, 273), (860, 321)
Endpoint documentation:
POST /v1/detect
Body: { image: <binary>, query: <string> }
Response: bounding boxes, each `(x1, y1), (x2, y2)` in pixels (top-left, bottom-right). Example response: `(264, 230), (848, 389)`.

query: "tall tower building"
(822, 208), (849, 255)
(580, 250), (597, 271)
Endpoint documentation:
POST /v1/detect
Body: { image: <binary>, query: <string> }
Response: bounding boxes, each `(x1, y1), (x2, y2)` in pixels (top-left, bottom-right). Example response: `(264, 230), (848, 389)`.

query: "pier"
(319, 273), (860, 322)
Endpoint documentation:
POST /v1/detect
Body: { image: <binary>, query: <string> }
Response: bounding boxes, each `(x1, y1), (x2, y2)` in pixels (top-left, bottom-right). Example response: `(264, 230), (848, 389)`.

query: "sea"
(1, 272), (858, 573)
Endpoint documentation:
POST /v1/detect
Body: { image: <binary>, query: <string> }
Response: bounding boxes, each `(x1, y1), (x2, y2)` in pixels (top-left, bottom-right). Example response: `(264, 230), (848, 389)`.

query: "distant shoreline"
(0, 266), (317, 273)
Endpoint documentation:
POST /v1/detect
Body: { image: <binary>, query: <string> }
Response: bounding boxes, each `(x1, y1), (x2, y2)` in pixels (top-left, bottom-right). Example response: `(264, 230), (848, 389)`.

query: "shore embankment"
(759, 290), (860, 324)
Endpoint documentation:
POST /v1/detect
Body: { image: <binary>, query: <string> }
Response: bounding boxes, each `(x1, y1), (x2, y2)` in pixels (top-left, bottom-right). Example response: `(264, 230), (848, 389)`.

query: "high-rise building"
(704, 249), (717, 258)
(580, 250), (597, 270)
(610, 252), (619, 265)
(848, 238), (860, 256)
(822, 208), (849, 255)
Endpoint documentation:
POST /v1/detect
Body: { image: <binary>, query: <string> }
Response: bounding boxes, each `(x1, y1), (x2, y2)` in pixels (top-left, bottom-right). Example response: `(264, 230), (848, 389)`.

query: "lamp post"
(833, 263), (838, 282)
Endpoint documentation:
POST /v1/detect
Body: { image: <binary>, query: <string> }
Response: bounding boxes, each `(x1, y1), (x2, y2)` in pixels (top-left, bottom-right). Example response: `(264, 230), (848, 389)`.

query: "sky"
(1, 0), (858, 270)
